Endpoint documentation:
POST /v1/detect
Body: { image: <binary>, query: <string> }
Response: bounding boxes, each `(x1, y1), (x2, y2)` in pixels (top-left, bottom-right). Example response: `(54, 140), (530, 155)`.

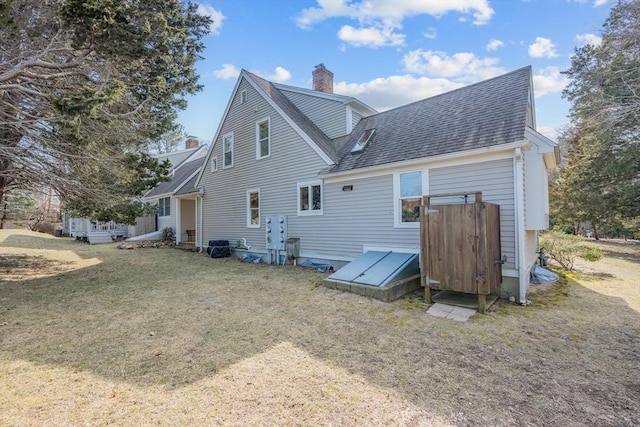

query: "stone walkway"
(427, 302), (476, 321)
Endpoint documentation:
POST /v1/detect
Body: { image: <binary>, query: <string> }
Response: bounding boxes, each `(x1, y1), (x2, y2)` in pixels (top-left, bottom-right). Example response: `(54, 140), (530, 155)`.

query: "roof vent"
(351, 128), (376, 154)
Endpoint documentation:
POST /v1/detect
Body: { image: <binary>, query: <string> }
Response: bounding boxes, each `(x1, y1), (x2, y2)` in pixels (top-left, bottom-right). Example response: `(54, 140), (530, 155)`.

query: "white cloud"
(295, 0), (494, 48)
(212, 64), (290, 83)
(575, 33), (602, 47)
(536, 126), (560, 142)
(212, 63), (240, 79)
(528, 37), (559, 58)
(569, 0), (610, 5)
(337, 24), (405, 47)
(197, 4), (225, 35)
(402, 49), (505, 81)
(423, 27), (437, 39)
(335, 74), (464, 111)
(532, 66), (568, 97)
(333, 62), (567, 118)
(266, 67), (292, 83)
(486, 39), (504, 51)
(296, 0), (494, 27)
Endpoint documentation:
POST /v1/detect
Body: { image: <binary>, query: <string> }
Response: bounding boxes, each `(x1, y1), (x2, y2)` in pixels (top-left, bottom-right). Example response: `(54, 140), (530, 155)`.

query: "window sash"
(223, 133), (233, 168)
(247, 190), (260, 227)
(257, 119), (270, 158)
(299, 186), (309, 211)
(399, 171), (422, 224)
(311, 184), (321, 210)
(158, 197), (170, 217)
(297, 181), (323, 215)
(396, 170), (427, 227)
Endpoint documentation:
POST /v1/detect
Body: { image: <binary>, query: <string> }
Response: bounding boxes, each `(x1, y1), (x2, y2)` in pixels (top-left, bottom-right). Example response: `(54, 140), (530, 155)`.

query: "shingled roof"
(326, 66), (533, 174)
(145, 156), (205, 198)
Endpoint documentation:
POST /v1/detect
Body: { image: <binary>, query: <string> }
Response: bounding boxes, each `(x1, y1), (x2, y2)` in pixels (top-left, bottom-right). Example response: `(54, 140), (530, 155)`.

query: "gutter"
(320, 139), (532, 181)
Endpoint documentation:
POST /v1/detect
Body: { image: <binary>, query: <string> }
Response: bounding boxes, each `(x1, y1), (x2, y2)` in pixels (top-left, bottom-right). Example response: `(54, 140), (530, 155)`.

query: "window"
(297, 181), (323, 215)
(399, 171), (422, 225)
(247, 189), (260, 228)
(223, 132), (233, 168)
(256, 118), (270, 159)
(240, 89), (247, 104)
(158, 197), (171, 217)
(351, 128), (376, 154)
(210, 156), (218, 172)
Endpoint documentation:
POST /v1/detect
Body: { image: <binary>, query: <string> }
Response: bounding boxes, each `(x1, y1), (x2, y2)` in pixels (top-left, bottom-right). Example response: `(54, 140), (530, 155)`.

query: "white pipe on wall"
(514, 148), (528, 304)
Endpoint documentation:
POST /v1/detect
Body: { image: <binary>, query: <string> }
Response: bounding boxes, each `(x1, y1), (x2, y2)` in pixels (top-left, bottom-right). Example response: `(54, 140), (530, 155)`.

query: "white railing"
(90, 221), (129, 234)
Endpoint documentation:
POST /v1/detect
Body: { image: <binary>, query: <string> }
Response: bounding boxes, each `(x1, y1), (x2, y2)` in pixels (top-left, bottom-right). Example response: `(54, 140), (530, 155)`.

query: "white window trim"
(246, 188), (260, 228)
(256, 116), (271, 160)
(223, 132), (234, 169)
(345, 106), (353, 134)
(158, 197), (171, 217)
(210, 156), (218, 172)
(297, 180), (323, 216)
(240, 89), (247, 104)
(393, 169), (429, 228)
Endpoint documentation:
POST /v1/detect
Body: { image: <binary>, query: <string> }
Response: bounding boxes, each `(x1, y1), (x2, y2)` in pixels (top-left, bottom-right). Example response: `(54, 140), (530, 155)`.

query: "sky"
(178, 0), (615, 145)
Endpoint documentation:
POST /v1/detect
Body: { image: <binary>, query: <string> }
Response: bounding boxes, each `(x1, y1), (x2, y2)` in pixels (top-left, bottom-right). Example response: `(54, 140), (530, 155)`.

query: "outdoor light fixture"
(342, 185), (353, 191)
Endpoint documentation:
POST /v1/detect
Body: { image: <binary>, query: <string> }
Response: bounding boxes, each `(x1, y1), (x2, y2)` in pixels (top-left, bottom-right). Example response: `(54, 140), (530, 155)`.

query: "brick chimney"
(312, 63), (333, 94)
(185, 135), (199, 149)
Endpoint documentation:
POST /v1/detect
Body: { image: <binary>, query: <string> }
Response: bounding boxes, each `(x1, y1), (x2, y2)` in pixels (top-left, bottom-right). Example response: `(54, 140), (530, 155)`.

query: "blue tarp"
(241, 253), (263, 264)
(529, 265), (559, 284)
(300, 259), (333, 272)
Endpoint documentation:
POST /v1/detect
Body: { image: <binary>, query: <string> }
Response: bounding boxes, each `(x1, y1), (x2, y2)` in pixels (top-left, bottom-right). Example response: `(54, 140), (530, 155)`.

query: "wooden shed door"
(426, 203), (479, 294)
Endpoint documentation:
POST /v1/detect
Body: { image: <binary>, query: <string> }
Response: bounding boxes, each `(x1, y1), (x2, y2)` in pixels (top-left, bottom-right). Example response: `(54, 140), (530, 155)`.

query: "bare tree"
(0, 0), (211, 221)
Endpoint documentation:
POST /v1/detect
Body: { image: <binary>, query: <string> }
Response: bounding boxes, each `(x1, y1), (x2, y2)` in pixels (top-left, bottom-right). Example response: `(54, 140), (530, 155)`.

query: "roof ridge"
(326, 65), (534, 174)
(369, 65), (532, 117)
(243, 70), (339, 162)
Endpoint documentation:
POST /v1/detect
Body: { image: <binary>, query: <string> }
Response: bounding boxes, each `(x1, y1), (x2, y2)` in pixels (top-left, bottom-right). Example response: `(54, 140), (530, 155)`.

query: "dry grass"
(1, 230), (638, 426)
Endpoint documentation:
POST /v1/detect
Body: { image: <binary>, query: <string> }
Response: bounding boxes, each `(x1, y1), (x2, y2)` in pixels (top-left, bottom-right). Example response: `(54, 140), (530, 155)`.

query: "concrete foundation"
(322, 274), (421, 302)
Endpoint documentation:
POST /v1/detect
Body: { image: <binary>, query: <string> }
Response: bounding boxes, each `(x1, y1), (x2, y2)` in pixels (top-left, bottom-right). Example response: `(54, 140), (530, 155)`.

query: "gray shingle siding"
(351, 110), (363, 130)
(295, 174), (400, 259)
(243, 71), (338, 163)
(199, 76), (329, 247)
(429, 158), (516, 269)
(279, 90), (348, 140)
(288, 158), (516, 266)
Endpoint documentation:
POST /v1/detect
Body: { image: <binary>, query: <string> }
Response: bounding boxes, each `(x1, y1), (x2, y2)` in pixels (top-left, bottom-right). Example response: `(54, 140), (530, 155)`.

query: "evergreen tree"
(560, 0), (640, 230)
(0, 0), (211, 222)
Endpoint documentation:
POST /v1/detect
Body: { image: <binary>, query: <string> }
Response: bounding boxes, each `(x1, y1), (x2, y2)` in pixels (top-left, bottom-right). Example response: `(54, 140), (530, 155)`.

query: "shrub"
(32, 221), (56, 235)
(580, 247), (604, 262)
(539, 231), (601, 271)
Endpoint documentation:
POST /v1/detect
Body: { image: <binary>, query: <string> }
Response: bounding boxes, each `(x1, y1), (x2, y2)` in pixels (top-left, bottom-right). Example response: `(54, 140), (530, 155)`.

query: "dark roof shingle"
(244, 71), (339, 162)
(145, 157), (205, 198)
(327, 66), (532, 173)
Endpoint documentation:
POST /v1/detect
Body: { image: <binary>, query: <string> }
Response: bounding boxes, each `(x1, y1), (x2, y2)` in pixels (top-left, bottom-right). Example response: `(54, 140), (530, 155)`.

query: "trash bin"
(285, 238), (300, 265)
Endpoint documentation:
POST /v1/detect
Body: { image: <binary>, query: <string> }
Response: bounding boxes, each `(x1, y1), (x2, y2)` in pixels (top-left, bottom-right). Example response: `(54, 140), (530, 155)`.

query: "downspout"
(514, 148), (527, 304)
(175, 198), (181, 244)
(197, 186), (204, 253)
